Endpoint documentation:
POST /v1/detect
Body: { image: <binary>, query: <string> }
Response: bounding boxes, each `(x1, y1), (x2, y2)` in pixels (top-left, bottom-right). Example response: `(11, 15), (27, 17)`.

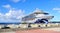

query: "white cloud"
(53, 8), (60, 11)
(10, 0), (26, 3)
(53, 8), (60, 13)
(10, 0), (21, 3)
(0, 9), (25, 22)
(2, 4), (11, 9)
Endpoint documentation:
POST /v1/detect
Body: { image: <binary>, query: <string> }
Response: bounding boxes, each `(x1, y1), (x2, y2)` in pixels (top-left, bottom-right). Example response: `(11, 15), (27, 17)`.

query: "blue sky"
(0, 0), (60, 23)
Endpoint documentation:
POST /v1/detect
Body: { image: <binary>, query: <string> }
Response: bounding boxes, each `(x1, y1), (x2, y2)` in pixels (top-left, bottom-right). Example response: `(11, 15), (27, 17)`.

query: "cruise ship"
(22, 8), (54, 24)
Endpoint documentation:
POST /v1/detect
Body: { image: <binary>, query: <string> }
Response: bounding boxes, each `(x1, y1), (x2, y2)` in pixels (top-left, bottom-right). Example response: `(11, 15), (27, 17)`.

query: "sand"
(16, 29), (60, 33)
(15, 27), (60, 33)
(0, 27), (60, 33)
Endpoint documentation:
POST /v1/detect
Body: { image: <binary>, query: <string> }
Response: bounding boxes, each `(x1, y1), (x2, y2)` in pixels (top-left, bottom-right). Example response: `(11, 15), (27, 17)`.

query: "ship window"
(44, 13), (49, 15)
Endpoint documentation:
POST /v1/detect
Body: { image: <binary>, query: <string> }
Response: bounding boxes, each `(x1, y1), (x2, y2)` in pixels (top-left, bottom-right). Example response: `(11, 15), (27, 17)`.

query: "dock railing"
(0, 23), (60, 29)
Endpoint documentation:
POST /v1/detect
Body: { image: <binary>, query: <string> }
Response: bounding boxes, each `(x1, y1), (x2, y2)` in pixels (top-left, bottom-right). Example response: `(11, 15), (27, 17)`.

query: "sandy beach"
(15, 27), (60, 33)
